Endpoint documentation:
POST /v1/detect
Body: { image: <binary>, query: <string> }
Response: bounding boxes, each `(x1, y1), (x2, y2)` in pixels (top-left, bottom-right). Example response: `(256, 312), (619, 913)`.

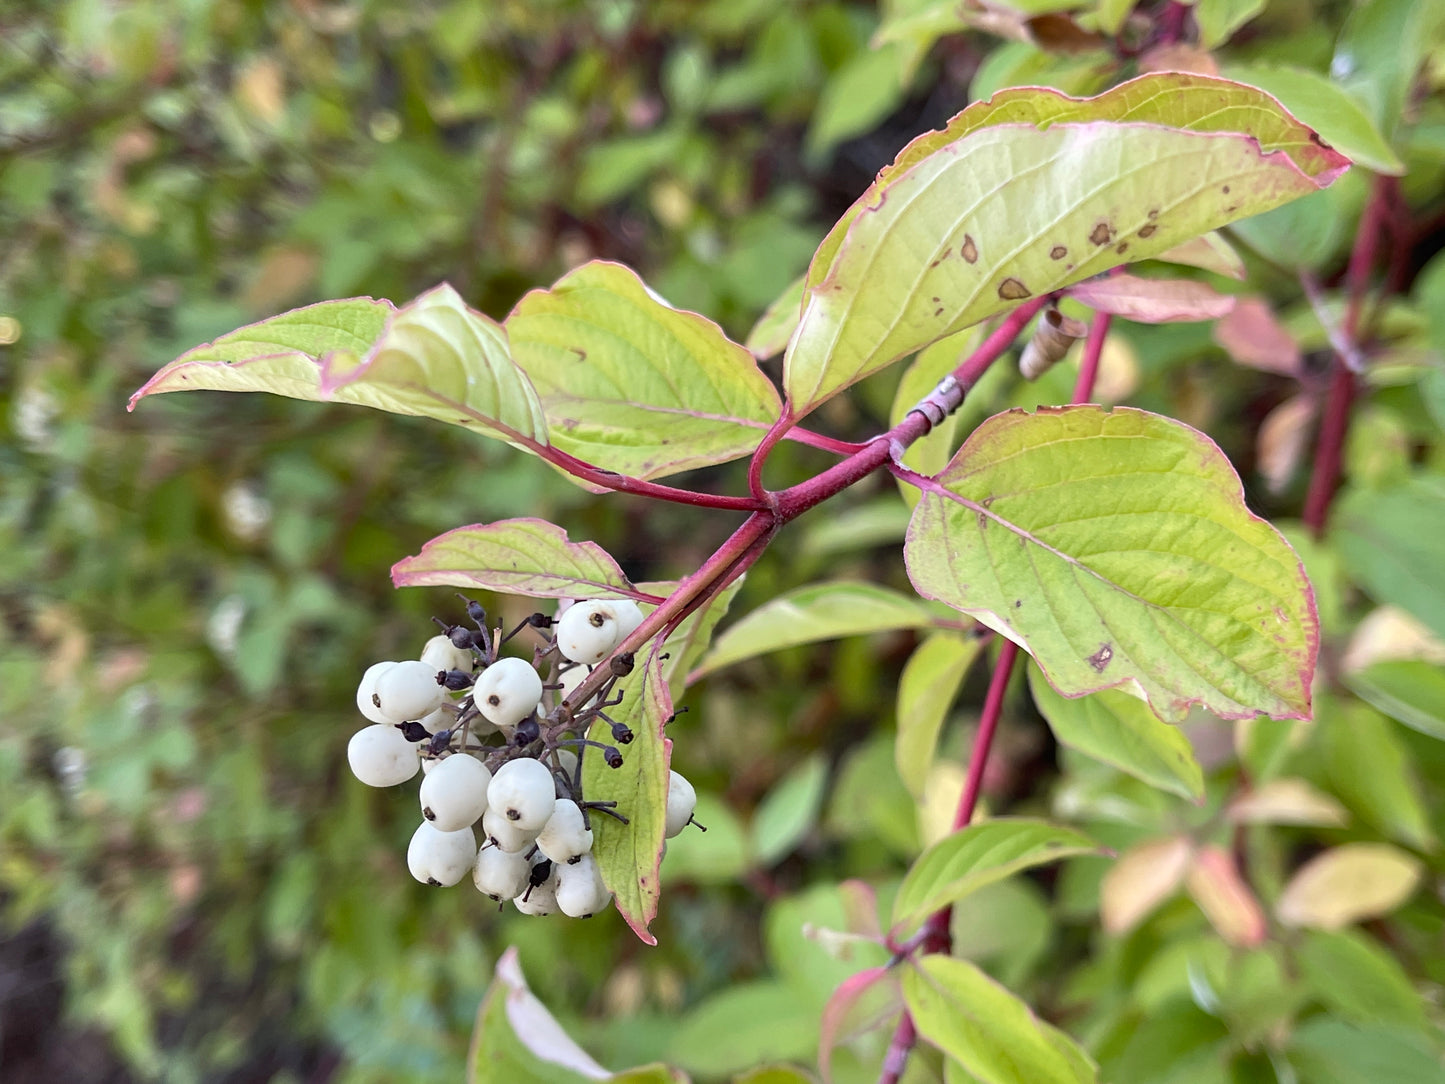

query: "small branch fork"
(876, 311), (1109, 1084)
(555, 296), (1051, 716)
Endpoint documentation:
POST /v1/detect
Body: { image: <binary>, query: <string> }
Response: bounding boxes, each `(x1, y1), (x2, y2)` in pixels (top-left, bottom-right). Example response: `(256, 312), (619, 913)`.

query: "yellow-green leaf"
(507, 261), (781, 480)
(784, 73), (1350, 414)
(895, 633), (984, 798)
(904, 406), (1318, 722)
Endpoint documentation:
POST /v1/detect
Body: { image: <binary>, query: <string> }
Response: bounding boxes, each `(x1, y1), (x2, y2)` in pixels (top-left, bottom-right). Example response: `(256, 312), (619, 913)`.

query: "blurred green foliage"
(4, 0), (1445, 1082)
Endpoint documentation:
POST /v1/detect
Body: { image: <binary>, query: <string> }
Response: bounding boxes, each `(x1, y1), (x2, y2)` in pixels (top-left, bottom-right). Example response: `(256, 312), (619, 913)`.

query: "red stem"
(541, 445), (768, 511)
(561, 300), (1047, 714)
(1071, 312), (1111, 405)
(1301, 175), (1392, 538)
(876, 299), (1096, 1084)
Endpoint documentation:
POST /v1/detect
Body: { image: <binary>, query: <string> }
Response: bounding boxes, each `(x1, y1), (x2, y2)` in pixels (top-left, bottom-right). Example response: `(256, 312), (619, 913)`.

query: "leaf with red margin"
(784, 72), (1350, 415)
(581, 644), (671, 944)
(506, 261), (781, 481)
(819, 966), (901, 1084)
(392, 518), (652, 601)
(130, 286), (550, 450)
(903, 406), (1318, 723)
(1064, 274), (1236, 323)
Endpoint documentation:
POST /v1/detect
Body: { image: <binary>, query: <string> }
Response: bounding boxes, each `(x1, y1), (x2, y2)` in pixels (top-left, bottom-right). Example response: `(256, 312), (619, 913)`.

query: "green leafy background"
(4, 1), (1445, 1083)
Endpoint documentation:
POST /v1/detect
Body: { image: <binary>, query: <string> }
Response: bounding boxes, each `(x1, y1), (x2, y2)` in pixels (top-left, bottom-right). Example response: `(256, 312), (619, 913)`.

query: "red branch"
(560, 298), (1049, 722)
(1302, 175), (1393, 538)
(876, 306), (1104, 1084)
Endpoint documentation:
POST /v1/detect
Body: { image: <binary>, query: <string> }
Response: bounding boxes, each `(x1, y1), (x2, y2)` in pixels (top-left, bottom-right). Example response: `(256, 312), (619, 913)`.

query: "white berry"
(347, 724), (420, 787)
(473, 845), (531, 900)
(536, 798), (593, 865)
(487, 757), (557, 830)
(610, 598), (644, 640)
(665, 770), (697, 838)
(513, 858), (560, 916)
(406, 821), (478, 887)
(555, 662), (592, 710)
(482, 807), (538, 853)
(421, 634), (474, 675)
(556, 854), (611, 918)
(356, 661), (398, 723)
(373, 659), (445, 722)
(474, 657), (544, 727)
(419, 754), (492, 832)
(556, 599), (629, 664)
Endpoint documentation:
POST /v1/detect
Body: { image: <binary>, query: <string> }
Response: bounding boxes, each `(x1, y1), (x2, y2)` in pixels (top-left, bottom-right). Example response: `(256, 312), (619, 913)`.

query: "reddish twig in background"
(876, 307), (1106, 1084)
(1302, 174), (1393, 538)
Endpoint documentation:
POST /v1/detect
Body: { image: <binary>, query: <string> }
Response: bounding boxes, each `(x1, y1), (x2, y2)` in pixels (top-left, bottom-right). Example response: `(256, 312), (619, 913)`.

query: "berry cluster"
(344, 597), (699, 919)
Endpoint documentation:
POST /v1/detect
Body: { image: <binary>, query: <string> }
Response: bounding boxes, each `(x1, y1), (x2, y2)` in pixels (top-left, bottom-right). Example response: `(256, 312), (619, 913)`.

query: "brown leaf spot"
(1014, 600), (1023, 608)
(976, 511), (988, 530)
(1116, 242), (1129, 254)
(1138, 224), (1157, 238)
(1086, 643), (1113, 672)
(961, 235), (979, 264)
(1221, 185), (1231, 194)
(1148, 209), (1159, 219)
(1050, 245), (1068, 260)
(1090, 222), (1113, 246)
(934, 307), (944, 316)
(997, 278), (1031, 300)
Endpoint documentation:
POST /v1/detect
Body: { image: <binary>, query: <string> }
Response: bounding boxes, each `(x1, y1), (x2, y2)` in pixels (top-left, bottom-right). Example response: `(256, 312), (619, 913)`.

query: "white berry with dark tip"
(406, 821), (477, 887)
(487, 757), (557, 830)
(556, 854), (611, 918)
(665, 770), (697, 838)
(514, 859), (560, 916)
(474, 657), (544, 727)
(421, 634), (473, 675)
(556, 600), (630, 665)
(356, 661), (398, 723)
(419, 754), (491, 831)
(482, 808), (538, 853)
(473, 845), (531, 900)
(347, 724), (420, 787)
(373, 659), (445, 722)
(536, 798), (593, 865)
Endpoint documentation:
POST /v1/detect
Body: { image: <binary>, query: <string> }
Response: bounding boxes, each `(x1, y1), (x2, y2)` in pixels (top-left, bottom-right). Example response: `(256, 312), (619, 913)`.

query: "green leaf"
(1287, 1018), (1445, 1084)
(506, 261), (781, 480)
(1318, 699), (1434, 850)
(890, 819), (1099, 935)
(391, 518), (644, 599)
(1333, 0), (1445, 140)
(610, 1067), (689, 1084)
(904, 406), (1318, 722)
(582, 646), (671, 945)
(1223, 65), (1405, 175)
(667, 982), (820, 1077)
(130, 286), (550, 449)
(895, 633), (984, 798)
(1336, 474), (1445, 641)
(1295, 930), (1429, 1028)
(745, 274), (806, 361)
(1027, 664), (1204, 800)
(468, 948), (610, 1084)
(732, 1067), (817, 1084)
(691, 582), (940, 678)
(1194, 0), (1266, 48)
(639, 578), (745, 700)
(1277, 844), (1424, 930)
(806, 41), (910, 158)
(903, 954), (1096, 1084)
(751, 754), (829, 867)
(784, 73), (1350, 414)
(1347, 659), (1445, 741)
